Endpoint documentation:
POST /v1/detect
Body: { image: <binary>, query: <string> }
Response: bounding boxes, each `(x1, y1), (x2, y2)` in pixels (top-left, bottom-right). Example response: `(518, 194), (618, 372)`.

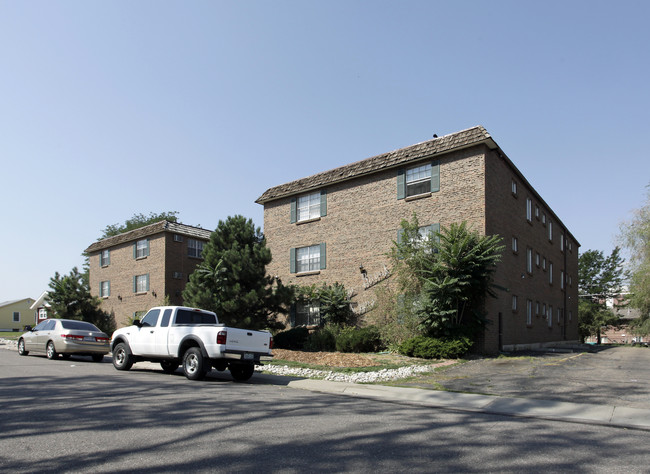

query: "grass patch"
(0, 332), (21, 340)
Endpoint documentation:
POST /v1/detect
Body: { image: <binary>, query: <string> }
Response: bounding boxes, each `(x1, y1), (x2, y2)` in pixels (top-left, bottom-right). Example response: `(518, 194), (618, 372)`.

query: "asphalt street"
(2, 348), (650, 473)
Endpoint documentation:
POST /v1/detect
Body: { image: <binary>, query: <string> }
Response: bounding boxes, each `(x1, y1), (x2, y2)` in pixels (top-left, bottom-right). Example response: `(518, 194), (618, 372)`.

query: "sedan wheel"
(46, 341), (58, 360)
(17, 339), (28, 356)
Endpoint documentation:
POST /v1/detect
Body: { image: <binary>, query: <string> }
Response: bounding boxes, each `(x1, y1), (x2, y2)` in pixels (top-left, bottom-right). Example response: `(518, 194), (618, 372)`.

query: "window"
(535, 205), (540, 219)
(527, 300), (533, 326)
(542, 303), (547, 318)
(536, 301), (540, 316)
(292, 244), (324, 273)
(536, 252), (541, 267)
(542, 213), (547, 225)
(548, 221), (553, 242)
(161, 308), (173, 327)
(174, 234), (183, 242)
(560, 235), (565, 252)
(398, 224), (440, 249)
(542, 257), (547, 271)
(293, 302), (321, 326)
(561, 270), (565, 289)
(134, 274), (149, 293)
(100, 280), (110, 297)
(397, 161), (440, 199)
(291, 190), (327, 223)
(298, 192), (321, 222)
(188, 239), (204, 258)
(526, 198), (532, 222)
(557, 308), (562, 324)
(134, 239), (149, 259)
(512, 237), (518, 253)
(38, 308), (47, 320)
(100, 249), (110, 267)
(140, 309), (160, 327)
(548, 305), (553, 327)
(511, 180), (518, 196)
(527, 248), (533, 274)
(512, 295), (518, 312)
(13, 312), (20, 322)
(549, 262), (553, 285)
(569, 310), (573, 322)
(173, 271), (184, 279)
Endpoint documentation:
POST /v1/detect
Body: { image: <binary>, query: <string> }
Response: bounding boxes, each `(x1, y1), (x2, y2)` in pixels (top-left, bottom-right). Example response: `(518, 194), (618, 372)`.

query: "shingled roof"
(256, 125), (497, 203)
(84, 221), (212, 254)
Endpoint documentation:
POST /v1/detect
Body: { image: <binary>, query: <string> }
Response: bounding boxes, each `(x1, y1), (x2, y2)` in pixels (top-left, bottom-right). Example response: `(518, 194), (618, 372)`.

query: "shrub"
(306, 326), (337, 352)
(398, 335), (472, 359)
(335, 326), (384, 353)
(273, 327), (310, 350)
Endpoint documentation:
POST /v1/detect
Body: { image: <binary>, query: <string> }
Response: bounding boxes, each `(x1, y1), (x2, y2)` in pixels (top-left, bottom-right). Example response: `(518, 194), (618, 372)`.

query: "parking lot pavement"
(4, 339), (650, 430)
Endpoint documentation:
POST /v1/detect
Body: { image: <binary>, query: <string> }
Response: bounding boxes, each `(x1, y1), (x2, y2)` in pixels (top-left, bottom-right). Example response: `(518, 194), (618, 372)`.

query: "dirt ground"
(272, 348), (438, 368)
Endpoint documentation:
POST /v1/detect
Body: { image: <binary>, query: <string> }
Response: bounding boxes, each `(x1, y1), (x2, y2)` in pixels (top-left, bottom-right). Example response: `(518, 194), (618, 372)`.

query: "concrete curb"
(287, 379), (650, 431)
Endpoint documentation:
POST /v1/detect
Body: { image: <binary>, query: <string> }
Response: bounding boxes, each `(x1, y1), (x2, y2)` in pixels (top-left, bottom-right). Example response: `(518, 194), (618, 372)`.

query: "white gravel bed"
(256, 363), (438, 383)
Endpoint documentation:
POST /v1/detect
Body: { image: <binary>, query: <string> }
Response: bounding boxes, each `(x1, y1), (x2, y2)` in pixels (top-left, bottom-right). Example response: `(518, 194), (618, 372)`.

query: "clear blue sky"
(1, 0), (649, 302)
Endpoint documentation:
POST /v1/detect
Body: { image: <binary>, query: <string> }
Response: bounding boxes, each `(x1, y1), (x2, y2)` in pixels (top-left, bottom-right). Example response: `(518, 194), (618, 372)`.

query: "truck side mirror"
(133, 319), (142, 328)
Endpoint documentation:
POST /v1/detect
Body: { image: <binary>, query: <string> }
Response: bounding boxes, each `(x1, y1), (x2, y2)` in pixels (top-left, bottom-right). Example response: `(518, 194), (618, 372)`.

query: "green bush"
(306, 326), (337, 352)
(398, 335), (472, 359)
(273, 327), (310, 350)
(335, 326), (384, 353)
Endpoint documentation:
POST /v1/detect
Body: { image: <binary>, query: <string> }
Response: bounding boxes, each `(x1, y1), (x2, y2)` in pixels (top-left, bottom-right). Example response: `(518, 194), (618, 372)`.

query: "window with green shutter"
(398, 160), (440, 199)
(291, 190), (328, 223)
(134, 239), (150, 259)
(290, 243), (326, 273)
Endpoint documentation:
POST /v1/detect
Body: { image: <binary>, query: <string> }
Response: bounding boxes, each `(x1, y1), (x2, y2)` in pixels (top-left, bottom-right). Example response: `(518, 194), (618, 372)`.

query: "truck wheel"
(112, 342), (133, 371)
(182, 347), (207, 380)
(17, 338), (28, 356)
(46, 341), (59, 360)
(230, 364), (255, 382)
(160, 360), (179, 374)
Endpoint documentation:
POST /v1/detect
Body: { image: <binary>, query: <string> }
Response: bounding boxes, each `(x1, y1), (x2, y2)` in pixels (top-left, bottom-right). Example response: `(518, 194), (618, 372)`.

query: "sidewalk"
(286, 378), (650, 431)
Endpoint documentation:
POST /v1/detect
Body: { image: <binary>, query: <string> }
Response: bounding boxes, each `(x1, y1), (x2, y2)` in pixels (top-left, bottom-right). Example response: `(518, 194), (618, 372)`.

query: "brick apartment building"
(256, 126), (580, 354)
(85, 221), (211, 327)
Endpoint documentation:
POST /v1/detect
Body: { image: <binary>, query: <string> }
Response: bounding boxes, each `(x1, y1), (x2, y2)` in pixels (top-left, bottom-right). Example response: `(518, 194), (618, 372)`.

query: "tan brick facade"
(86, 222), (211, 328)
(258, 127), (580, 354)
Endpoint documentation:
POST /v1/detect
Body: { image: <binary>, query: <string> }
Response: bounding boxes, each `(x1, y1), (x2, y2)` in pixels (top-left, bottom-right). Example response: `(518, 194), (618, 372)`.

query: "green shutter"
(133, 276), (137, 293)
(431, 160), (440, 193)
(320, 243), (326, 270)
(290, 198), (297, 223)
(290, 248), (296, 273)
(320, 190), (327, 217)
(133, 243), (137, 259)
(397, 169), (406, 199)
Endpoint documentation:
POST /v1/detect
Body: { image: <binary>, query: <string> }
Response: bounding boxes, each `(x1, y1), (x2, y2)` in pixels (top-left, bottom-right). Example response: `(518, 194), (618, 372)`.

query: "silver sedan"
(17, 319), (110, 362)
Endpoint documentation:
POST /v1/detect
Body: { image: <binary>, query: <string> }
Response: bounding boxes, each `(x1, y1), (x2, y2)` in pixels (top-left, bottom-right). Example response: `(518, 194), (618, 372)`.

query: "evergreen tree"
(47, 267), (116, 334)
(182, 215), (293, 330)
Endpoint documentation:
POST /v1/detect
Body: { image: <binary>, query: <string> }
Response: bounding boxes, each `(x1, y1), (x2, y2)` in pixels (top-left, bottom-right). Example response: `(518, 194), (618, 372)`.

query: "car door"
(153, 308), (173, 357)
(34, 319), (56, 352)
(24, 321), (47, 352)
(129, 309), (160, 356)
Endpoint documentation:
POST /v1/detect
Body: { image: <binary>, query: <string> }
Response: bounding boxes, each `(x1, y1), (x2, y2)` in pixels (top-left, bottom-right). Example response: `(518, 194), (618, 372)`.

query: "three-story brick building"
(256, 126), (579, 354)
(85, 221), (211, 327)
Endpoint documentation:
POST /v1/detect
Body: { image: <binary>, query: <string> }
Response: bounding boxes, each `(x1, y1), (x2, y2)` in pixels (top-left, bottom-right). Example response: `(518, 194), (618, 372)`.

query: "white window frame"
(188, 239), (204, 258)
(100, 280), (110, 298)
(135, 274), (148, 293)
(100, 249), (110, 267)
(297, 192), (321, 222)
(297, 245), (321, 273)
(136, 239), (149, 259)
(295, 302), (321, 327)
(406, 163), (432, 197)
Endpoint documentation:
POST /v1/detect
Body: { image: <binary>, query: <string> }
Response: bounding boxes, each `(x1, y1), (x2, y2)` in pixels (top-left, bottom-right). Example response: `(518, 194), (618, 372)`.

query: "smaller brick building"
(85, 221), (211, 328)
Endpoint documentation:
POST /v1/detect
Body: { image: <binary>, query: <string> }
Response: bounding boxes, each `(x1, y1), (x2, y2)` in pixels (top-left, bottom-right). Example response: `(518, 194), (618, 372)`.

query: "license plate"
(84, 336), (94, 341)
(243, 353), (254, 360)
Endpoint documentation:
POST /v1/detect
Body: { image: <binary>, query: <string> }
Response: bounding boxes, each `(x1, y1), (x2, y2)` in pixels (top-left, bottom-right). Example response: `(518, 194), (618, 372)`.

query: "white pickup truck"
(110, 306), (273, 381)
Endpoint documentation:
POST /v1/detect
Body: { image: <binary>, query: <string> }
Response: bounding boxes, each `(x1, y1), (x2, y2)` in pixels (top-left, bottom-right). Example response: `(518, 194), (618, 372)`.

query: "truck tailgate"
(224, 328), (271, 355)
